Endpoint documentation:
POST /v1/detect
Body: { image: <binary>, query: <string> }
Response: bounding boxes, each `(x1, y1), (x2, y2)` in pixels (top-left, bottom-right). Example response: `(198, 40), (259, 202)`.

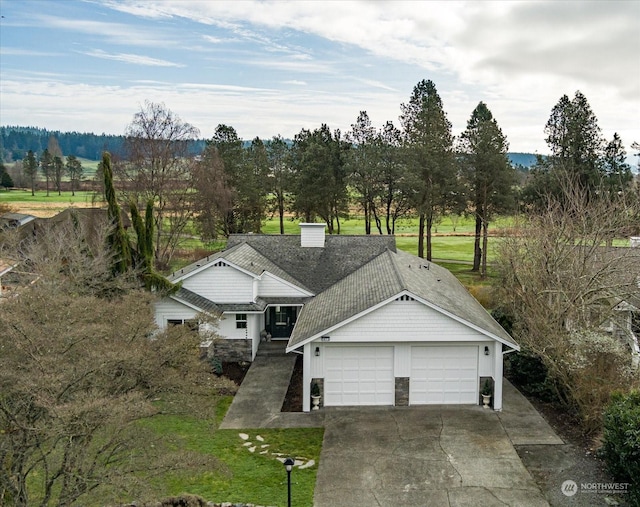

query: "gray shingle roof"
(227, 234), (396, 293)
(168, 242), (310, 292)
(287, 248), (518, 349)
(172, 287), (222, 315)
(167, 231), (517, 350)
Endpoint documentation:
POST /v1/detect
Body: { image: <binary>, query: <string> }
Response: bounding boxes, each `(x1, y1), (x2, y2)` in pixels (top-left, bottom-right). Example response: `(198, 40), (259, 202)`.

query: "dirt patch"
(219, 362), (250, 386)
(281, 354), (303, 412)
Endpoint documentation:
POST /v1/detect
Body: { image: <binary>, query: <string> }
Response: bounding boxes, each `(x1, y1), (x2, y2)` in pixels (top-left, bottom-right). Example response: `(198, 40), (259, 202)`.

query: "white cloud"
(81, 49), (185, 67)
(0, 48), (62, 57)
(1, 0), (637, 154)
(33, 13), (173, 47)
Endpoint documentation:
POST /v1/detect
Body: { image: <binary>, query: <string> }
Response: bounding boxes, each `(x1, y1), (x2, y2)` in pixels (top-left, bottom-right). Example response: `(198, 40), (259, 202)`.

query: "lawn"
(0, 188), (100, 204)
(134, 396), (324, 507)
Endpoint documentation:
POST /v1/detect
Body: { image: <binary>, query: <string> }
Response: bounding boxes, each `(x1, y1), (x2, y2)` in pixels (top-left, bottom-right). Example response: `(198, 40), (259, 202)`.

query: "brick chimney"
(300, 223), (326, 247)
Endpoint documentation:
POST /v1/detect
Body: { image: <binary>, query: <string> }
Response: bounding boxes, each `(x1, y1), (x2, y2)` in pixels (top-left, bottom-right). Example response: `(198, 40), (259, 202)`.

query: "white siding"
(182, 264), (254, 303)
(258, 273), (309, 297)
(328, 299), (491, 342)
(394, 343), (411, 377)
(478, 341), (495, 376)
(155, 298), (198, 329)
(300, 223), (326, 247)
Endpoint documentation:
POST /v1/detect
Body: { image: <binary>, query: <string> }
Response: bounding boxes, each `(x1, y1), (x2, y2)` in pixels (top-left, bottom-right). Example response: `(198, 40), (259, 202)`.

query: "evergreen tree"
(459, 102), (516, 277)
(266, 135), (292, 234)
(400, 80), (456, 259)
(602, 133), (632, 193)
(377, 121), (412, 235)
(102, 152), (131, 275)
(23, 150), (38, 196)
(53, 156), (64, 195)
(65, 154), (83, 196)
(0, 162), (14, 188)
(40, 148), (53, 196)
(290, 124), (349, 233)
(207, 124), (246, 236)
(525, 91), (605, 205)
(346, 111), (381, 234)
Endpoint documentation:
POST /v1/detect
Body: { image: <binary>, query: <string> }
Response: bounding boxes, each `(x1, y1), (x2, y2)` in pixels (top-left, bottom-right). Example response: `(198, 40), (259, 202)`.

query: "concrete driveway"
(315, 406), (550, 507)
(221, 355), (561, 506)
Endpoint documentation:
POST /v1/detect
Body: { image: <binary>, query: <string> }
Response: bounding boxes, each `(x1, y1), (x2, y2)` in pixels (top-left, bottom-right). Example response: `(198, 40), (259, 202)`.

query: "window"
(167, 318), (198, 331)
(236, 314), (247, 329)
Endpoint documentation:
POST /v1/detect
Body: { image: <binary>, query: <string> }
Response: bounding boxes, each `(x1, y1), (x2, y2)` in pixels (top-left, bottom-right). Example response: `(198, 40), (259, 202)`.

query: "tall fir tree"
(400, 80), (455, 259)
(459, 102), (515, 277)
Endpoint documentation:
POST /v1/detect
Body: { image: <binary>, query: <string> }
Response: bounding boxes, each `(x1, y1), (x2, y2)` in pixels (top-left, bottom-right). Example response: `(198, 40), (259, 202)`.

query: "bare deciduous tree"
(118, 101), (200, 269)
(0, 220), (229, 505)
(495, 177), (640, 431)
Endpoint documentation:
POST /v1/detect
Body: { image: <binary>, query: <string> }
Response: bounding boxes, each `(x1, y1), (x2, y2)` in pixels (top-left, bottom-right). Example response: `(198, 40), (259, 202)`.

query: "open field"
(0, 188), (104, 217)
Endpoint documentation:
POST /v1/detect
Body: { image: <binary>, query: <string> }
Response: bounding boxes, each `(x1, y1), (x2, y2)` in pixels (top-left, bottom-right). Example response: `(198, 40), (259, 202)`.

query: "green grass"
(137, 398), (323, 506)
(0, 188), (102, 204)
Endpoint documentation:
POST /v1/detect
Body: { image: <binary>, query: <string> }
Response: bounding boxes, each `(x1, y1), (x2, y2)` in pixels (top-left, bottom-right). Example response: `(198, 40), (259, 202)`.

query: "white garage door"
(410, 346), (478, 404)
(324, 346), (394, 406)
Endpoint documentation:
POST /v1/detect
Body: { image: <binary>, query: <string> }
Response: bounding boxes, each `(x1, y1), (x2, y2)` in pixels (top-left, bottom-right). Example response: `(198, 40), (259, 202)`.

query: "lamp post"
(283, 457), (294, 507)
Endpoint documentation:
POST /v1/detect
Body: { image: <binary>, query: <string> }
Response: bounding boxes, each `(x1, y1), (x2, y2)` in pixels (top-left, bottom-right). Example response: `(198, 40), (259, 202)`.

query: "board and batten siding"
(181, 264), (254, 303)
(258, 273), (309, 297)
(155, 298), (198, 329)
(328, 299), (492, 343)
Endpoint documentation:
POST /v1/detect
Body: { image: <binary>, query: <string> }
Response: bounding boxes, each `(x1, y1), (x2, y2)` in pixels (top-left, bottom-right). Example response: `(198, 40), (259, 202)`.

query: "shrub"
(505, 350), (557, 402)
(600, 390), (640, 504)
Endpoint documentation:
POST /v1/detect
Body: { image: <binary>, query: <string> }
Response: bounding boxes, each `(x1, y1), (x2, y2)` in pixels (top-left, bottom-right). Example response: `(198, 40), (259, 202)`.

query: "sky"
(0, 0), (639, 156)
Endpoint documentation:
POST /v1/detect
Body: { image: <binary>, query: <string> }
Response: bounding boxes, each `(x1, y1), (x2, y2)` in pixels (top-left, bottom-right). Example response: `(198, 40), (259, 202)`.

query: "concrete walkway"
(219, 354), (324, 429)
(219, 354), (564, 506)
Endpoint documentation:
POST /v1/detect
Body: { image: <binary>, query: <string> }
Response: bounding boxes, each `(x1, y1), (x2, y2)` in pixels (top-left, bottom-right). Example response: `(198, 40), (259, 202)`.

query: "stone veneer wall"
(211, 339), (252, 362)
(395, 377), (410, 406)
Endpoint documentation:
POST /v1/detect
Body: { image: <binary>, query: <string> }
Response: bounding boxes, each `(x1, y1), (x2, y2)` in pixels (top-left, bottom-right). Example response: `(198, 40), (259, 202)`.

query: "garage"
(410, 346), (479, 404)
(324, 346), (394, 406)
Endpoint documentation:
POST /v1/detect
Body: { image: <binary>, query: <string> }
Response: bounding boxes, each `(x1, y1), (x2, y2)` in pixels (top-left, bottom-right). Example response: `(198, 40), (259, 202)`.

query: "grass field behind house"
(1, 187), (503, 283)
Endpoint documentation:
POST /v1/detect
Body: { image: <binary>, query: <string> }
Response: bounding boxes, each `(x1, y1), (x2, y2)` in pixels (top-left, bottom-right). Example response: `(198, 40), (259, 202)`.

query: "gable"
(258, 272), (312, 298)
(301, 297), (514, 345)
(182, 260), (255, 303)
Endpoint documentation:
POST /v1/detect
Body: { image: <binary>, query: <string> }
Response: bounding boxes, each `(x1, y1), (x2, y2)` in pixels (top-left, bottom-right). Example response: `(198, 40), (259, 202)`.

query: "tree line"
(6, 85), (638, 275)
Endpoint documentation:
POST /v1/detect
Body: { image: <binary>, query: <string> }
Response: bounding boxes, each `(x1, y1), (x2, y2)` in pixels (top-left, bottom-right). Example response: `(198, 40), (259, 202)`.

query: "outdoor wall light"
(484, 346), (490, 356)
(283, 457), (295, 507)
(315, 346), (320, 356)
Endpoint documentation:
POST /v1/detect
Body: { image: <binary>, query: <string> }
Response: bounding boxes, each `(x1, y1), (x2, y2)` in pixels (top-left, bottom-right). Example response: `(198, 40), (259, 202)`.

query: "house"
(154, 224), (520, 412)
(0, 212), (36, 230)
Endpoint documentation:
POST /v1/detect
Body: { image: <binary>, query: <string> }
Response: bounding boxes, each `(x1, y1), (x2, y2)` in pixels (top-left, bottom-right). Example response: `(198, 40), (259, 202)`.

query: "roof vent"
(300, 223), (326, 248)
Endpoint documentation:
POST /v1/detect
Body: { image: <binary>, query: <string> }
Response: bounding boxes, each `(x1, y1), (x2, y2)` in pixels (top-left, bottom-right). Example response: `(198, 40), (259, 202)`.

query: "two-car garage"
(321, 344), (480, 407)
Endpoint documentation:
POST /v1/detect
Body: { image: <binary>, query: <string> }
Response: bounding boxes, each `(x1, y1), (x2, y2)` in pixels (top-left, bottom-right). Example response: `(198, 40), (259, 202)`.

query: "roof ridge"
(386, 248), (407, 292)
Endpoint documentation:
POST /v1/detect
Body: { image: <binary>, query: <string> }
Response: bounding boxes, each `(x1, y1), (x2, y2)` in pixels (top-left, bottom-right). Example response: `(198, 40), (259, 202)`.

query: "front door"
(267, 306), (298, 339)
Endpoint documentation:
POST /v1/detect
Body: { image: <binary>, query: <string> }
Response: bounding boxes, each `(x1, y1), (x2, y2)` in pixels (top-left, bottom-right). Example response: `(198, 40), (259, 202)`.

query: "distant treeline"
(1, 125), (537, 169)
(0, 126), (207, 162)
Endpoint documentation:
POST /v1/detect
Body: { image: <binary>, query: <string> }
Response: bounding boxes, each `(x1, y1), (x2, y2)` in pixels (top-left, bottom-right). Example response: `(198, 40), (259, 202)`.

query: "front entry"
(266, 306), (298, 339)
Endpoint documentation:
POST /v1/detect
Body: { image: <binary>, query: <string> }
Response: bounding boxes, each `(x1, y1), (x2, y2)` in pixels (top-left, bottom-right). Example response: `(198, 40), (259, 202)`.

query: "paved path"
(220, 354), (324, 429)
(219, 354), (564, 506)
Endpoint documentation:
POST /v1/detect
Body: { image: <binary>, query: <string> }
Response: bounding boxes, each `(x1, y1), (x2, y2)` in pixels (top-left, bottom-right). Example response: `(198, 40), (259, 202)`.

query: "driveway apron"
(314, 406), (550, 507)
(220, 356), (557, 506)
